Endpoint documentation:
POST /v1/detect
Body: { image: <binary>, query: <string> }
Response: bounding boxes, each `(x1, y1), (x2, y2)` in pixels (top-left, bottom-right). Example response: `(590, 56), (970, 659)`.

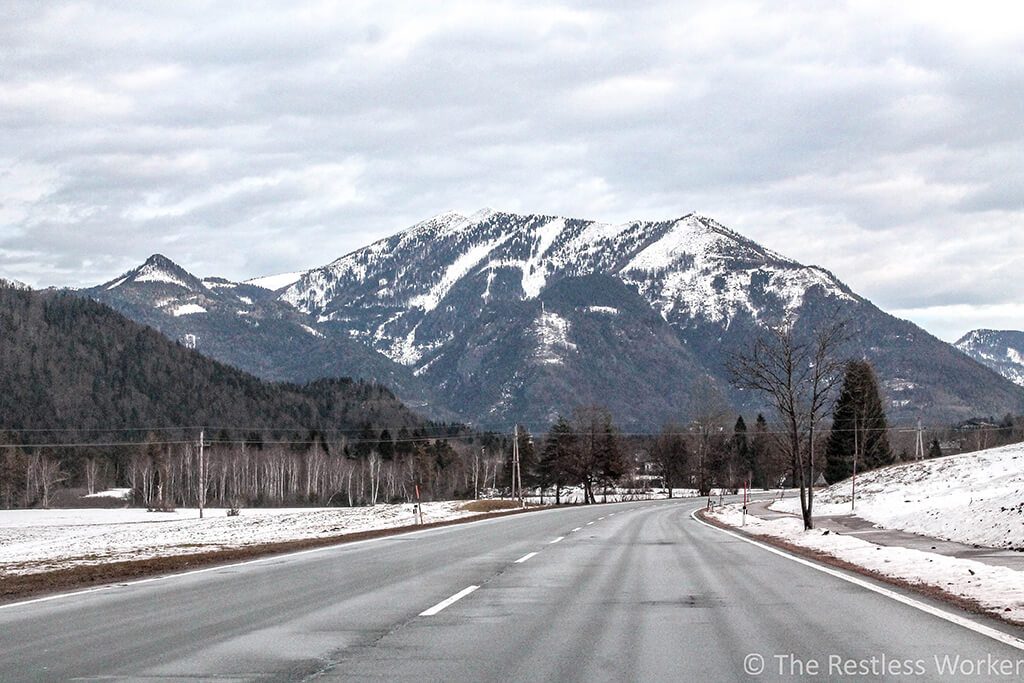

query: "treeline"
(0, 429), (512, 509)
(506, 406), (785, 502)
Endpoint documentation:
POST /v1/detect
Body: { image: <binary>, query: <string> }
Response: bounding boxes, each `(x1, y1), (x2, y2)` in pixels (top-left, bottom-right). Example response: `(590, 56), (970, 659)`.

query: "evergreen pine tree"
(825, 360), (893, 482)
(750, 413), (774, 488)
(732, 416), (753, 485)
(928, 439), (943, 459)
(537, 416), (576, 505)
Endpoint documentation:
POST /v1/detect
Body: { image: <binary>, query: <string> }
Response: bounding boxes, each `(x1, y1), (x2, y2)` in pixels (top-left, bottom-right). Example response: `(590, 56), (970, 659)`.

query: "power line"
(0, 423), (1015, 451)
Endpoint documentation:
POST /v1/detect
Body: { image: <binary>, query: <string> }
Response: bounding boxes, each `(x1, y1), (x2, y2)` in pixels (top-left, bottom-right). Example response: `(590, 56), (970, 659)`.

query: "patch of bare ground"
(696, 510), (1024, 629)
(0, 506), (548, 604)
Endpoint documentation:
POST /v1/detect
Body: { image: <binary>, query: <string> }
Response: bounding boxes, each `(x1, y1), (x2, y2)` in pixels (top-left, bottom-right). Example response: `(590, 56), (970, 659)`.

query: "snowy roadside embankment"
(707, 505), (1024, 625)
(0, 502), (474, 576)
(770, 443), (1024, 549)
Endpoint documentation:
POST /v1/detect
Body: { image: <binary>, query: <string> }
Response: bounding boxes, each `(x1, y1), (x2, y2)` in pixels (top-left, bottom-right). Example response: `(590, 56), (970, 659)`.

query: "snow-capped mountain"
(281, 212), (860, 366)
(81, 212), (1024, 429)
(956, 330), (1024, 387)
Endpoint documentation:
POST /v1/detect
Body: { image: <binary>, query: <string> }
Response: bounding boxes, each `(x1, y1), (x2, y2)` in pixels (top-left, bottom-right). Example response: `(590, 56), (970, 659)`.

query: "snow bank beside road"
(0, 503), (473, 576)
(708, 505), (1024, 626)
(771, 443), (1024, 549)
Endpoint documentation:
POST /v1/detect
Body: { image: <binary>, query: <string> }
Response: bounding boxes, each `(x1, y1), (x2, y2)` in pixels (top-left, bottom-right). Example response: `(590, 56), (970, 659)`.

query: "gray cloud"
(1, 0), (1022, 341)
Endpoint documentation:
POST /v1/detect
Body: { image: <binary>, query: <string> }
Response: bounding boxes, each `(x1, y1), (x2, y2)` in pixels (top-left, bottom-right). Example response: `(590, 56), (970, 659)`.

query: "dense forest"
(0, 284), (482, 508)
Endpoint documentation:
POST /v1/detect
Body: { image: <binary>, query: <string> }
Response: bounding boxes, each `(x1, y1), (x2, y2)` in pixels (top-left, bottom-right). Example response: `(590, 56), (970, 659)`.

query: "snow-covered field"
(0, 502), (475, 576)
(771, 443), (1024, 549)
(708, 505), (1024, 625)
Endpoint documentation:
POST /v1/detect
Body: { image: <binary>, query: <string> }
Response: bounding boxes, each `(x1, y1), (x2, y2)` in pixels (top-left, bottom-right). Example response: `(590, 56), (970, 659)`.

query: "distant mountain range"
(80, 210), (1024, 429)
(956, 330), (1024, 388)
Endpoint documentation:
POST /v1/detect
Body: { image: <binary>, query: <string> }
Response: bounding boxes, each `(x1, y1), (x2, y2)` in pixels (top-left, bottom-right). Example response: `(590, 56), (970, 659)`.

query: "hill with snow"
(772, 443), (1024, 550)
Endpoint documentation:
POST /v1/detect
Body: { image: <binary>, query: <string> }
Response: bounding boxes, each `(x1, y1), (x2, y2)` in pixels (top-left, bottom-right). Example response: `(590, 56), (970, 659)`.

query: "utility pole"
(474, 447), (482, 500)
(198, 429), (205, 519)
(915, 418), (925, 461)
(851, 411), (858, 514)
(511, 425), (522, 504)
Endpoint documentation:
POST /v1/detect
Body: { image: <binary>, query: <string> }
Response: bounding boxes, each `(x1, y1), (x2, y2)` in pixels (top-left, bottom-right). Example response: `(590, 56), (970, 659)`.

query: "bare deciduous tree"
(729, 317), (848, 529)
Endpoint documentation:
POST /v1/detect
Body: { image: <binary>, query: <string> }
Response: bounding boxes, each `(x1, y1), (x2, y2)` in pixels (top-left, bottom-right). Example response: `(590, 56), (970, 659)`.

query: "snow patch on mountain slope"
(521, 218), (566, 298)
(481, 269), (497, 302)
(247, 271), (304, 291)
(413, 353), (443, 377)
(387, 322), (421, 365)
(105, 275), (130, 290)
(533, 310), (577, 365)
(409, 232), (515, 312)
(300, 324), (324, 339)
(171, 303), (207, 316)
(586, 306), (619, 315)
(134, 262), (193, 289)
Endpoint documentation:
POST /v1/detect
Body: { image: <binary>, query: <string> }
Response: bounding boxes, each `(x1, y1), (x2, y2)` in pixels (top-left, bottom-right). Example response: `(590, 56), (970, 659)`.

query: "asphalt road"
(1, 497), (1023, 681)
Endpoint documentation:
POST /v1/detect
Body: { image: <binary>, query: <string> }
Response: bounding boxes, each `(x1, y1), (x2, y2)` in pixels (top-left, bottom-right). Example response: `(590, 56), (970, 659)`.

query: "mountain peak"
(103, 254), (203, 291)
(142, 253), (178, 268)
(956, 329), (1024, 387)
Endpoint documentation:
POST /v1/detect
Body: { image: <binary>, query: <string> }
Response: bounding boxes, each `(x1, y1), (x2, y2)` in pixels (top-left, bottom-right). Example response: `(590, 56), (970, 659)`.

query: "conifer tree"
(537, 416), (576, 504)
(825, 360), (893, 482)
(732, 416), (753, 486)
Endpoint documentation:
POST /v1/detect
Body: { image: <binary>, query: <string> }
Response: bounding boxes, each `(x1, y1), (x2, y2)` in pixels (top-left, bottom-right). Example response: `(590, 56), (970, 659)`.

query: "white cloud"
(0, 0), (1021, 341)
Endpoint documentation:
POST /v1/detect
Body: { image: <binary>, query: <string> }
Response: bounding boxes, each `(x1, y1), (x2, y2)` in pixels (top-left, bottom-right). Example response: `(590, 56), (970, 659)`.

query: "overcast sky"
(1, 1), (1022, 341)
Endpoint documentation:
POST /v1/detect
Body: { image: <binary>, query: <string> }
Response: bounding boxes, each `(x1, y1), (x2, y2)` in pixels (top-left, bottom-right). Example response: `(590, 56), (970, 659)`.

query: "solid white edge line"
(549, 536), (564, 544)
(690, 509), (1024, 652)
(514, 552), (538, 564)
(420, 585), (479, 616)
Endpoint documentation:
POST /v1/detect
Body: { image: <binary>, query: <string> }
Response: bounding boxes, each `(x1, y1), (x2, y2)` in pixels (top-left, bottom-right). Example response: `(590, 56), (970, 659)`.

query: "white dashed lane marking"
(420, 585), (480, 617)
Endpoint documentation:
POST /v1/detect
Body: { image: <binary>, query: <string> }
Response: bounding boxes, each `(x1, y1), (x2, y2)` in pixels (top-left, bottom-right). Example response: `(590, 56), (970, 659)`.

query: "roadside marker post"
(414, 484), (423, 524)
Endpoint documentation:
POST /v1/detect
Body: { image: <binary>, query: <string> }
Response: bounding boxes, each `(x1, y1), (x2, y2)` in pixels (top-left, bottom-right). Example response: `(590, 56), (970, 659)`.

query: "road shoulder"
(698, 503), (1024, 630)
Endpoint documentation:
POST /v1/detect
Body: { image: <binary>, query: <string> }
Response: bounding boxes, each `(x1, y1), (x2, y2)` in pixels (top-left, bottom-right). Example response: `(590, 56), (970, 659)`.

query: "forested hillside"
(0, 284), (477, 508)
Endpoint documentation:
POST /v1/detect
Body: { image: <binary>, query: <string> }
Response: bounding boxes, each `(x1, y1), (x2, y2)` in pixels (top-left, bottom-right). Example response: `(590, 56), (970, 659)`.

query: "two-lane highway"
(1, 498), (1022, 681)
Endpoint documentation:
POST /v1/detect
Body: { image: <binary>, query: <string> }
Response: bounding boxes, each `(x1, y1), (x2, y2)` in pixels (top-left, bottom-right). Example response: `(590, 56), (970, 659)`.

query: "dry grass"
(459, 499), (529, 513)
